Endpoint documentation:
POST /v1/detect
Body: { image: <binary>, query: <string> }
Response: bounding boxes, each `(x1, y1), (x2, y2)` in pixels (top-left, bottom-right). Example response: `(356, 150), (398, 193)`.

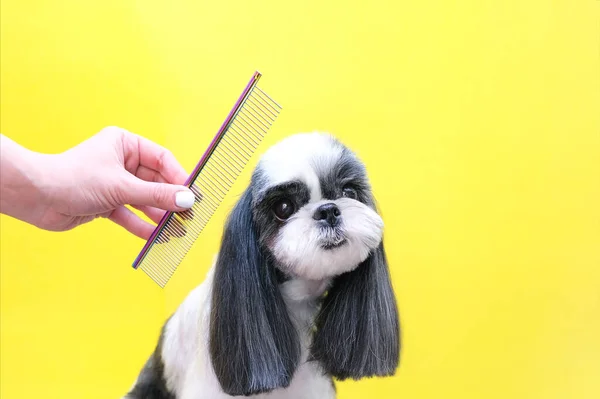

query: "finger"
(132, 201), (195, 225)
(108, 206), (156, 240)
(131, 205), (167, 224)
(121, 177), (196, 212)
(127, 133), (189, 185)
(135, 165), (168, 184)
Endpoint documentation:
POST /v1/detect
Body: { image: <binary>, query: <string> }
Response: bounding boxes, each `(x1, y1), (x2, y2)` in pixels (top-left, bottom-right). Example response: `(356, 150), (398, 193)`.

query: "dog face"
(209, 132), (400, 396)
(249, 133), (384, 280)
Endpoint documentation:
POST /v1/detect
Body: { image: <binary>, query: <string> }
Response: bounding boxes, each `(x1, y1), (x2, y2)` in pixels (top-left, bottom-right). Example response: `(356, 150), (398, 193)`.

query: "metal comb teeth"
(132, 71), (281, 287)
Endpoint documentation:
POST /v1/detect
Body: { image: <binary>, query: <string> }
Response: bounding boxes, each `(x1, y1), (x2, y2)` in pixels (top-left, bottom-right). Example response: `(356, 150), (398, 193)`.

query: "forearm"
(0, 134), (50, 226)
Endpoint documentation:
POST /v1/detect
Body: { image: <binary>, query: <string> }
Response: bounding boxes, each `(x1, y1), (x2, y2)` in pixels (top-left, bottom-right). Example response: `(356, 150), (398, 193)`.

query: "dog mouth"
(321, 238), (347, 250)
(319, 227), (347, 250)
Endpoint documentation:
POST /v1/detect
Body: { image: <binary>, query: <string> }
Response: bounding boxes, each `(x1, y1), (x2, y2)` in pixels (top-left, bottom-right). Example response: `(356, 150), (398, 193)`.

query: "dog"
(124, 132), (400, 398)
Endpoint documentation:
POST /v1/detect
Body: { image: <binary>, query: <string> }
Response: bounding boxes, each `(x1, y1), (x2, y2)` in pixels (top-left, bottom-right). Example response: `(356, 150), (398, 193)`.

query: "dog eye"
(273, 199), (296, 220)
(342, 186), (358, 200)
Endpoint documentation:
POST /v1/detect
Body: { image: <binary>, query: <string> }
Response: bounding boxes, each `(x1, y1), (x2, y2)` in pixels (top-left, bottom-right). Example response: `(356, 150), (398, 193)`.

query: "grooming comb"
(132, 71), (281, 287)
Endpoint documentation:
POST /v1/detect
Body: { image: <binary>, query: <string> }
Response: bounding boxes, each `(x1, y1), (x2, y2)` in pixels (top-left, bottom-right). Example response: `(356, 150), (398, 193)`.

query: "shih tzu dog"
(124, 132), (400, 399)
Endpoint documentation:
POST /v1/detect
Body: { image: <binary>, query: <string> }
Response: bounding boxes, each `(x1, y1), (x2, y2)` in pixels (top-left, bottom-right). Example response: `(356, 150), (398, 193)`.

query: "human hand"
(0, 127), (196, 239)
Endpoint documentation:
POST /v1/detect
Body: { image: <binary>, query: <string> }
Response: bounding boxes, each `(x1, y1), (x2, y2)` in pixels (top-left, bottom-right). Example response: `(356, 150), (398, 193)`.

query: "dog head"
(251, 132), (384, 279)
(209, 132), (400, 396)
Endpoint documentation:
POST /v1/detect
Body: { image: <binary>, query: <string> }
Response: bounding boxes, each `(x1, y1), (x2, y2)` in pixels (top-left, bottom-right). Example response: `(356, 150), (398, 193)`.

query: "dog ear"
(209, 189), (300, 396)
(310, 201), (400, 380)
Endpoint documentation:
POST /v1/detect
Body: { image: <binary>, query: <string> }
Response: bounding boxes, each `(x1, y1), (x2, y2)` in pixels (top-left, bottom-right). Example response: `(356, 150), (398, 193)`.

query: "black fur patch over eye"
(251, 180), (310, 246)
(316, 147), (371, 202)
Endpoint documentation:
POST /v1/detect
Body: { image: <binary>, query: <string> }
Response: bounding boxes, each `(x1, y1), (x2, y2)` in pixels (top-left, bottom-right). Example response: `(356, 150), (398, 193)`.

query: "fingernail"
(175, 190), (195, 209)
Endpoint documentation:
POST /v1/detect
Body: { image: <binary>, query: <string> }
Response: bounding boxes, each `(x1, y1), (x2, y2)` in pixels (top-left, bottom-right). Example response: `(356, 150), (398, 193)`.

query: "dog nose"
(313, 203), (341, 226)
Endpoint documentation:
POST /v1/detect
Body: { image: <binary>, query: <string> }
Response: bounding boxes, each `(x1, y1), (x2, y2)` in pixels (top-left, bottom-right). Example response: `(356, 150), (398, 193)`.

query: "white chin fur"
(272, 198), (384, 280)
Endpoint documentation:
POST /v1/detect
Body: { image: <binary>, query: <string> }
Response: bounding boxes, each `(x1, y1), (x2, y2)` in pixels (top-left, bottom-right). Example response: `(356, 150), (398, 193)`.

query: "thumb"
(121, 178), (196, 211)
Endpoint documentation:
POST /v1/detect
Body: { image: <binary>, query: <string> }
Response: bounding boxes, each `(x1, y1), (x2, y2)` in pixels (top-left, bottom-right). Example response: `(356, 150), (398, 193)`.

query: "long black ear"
(209, 189), (300, 396)
(310, 232), (400, 380)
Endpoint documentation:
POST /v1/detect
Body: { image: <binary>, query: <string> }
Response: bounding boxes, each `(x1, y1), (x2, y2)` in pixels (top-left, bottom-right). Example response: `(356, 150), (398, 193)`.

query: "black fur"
(310, 236), (401, 380)
(126, 322), (176, 399)
(128, 134), (399, 398)
(312, 141), (400, 379)
(317, 148), (371, 203)
(209, 140), (400, 392)
(209, 188), (301, 396)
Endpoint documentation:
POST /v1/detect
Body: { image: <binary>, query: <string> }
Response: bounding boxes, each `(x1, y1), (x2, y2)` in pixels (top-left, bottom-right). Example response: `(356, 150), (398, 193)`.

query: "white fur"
(259, 133), (383, 280)
(145, 262), (336, 399)
(273, 198), (384, 280)
(258, 132), (343, 202)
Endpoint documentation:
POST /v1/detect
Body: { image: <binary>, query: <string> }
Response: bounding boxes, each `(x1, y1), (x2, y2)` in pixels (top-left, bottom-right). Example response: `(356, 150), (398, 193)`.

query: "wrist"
(0, 135), (55, 226)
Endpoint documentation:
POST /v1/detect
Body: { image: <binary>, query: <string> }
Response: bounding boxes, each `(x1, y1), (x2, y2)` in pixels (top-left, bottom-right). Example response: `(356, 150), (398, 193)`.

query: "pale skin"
(0, 126), (196, 239)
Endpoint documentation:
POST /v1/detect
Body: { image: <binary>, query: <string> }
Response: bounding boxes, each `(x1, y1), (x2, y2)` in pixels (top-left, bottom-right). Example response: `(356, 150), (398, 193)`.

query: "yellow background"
(1, 1), (599, 398)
